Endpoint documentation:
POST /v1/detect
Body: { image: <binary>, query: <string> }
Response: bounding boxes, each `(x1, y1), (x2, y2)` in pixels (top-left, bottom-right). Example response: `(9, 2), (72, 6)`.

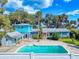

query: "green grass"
(59, 38), (79, 46)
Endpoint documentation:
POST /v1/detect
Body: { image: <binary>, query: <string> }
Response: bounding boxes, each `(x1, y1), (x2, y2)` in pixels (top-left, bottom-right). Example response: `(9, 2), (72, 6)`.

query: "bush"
(75, 34), (79, 40)
(32, 33), (43, 39)
(47, 33), (60, 40)
(32, 34), (39, 39)
(52, 33), (60, 40)
(70, 31), (76, 39)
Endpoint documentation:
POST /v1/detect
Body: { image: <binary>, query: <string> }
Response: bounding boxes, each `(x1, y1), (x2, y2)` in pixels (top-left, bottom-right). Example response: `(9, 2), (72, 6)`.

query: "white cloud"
(66, 10), (79, 15)
(42, 0), (53, 8)
(23, 6), (39, 14)
(7, 0), (23, 8)
(64, 0), (72, 2)
(5, 0), (54, 14)
(3, 11), (10, 15)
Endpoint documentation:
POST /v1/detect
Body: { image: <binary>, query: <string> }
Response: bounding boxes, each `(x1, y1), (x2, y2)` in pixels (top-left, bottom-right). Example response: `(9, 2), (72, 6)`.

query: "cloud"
(22, 0), (54, 9)
(5, 0), (53, 14)
(64, 0), (72, 2)
(23, 6), (39, 14)
(66, 10), (79, 15)
(7, 0), (23, 8)
(3, 11), (10, 15)
(42, 0), (54, 8)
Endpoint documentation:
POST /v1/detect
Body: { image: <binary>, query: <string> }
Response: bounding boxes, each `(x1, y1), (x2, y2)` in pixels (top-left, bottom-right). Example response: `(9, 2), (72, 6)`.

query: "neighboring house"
(1, 32), (22, 47)
(13, 24), (32, 38)
(31, 28), (70, 38)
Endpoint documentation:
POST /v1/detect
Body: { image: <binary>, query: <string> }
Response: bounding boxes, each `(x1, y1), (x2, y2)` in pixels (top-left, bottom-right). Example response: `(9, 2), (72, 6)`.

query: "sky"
(3, 0), (79, 20)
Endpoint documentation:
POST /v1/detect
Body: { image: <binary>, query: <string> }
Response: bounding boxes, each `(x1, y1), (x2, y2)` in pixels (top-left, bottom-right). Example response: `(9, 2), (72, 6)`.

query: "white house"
(1, 32), (23, 47)
(31, 28), (70, 38)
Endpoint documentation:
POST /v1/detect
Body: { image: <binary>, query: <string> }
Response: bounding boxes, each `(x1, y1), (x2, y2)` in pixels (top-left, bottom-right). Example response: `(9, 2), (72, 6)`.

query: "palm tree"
(35, 11), (42, 42)
(61, 13), (68, 22)
(45, 13), (54, 28)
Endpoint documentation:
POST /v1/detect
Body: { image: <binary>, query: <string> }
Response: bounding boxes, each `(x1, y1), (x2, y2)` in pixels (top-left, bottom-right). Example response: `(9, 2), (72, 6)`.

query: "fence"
(0, 53), (79, 59)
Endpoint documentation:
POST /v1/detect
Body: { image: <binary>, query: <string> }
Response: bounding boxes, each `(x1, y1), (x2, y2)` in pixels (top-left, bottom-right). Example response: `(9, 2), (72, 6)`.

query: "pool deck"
(0, 39), (79, 54)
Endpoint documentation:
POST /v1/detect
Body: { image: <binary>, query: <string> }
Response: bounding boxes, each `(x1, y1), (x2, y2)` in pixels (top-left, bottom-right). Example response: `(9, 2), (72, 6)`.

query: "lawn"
(59, 38), (79, 46)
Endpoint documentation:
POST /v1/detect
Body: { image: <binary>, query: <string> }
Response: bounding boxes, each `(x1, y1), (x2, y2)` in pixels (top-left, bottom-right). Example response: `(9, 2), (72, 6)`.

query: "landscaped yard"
(59, 38), (79, 46)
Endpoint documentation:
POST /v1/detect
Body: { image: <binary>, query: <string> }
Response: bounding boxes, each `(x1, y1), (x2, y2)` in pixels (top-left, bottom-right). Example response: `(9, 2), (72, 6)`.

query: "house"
(31, 28), (70, 38)
(13, 24), (70, 39)
(13, 24), (32, 38)
(1, 32), (22, 47)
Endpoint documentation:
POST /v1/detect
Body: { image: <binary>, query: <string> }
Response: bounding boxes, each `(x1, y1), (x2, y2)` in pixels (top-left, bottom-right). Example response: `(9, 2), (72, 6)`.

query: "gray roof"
(13, 24), (31, 26)
(6, 32), (22, 39)
(43, 28), (70, 33)
(31, 28), (70, 33)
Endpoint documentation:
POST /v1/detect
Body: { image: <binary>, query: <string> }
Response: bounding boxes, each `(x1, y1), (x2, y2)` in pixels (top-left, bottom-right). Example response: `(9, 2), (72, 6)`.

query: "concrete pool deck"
(0, 39), (79, 54)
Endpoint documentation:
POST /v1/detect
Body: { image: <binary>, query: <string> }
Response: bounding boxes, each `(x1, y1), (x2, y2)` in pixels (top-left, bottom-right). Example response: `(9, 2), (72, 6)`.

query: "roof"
(6, 32), (22, 39)
(31, 28), (70, 33)
(13, 24), (31, 26)
(43, 28), (70, 33)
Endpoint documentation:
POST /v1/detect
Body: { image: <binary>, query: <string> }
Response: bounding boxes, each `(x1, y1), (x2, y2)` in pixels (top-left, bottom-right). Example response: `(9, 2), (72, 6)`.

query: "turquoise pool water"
(17, 45), (68, 53)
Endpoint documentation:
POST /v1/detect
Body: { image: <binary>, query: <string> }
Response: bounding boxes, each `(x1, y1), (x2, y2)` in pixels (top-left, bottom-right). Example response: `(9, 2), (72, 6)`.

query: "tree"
(9, 9), (29, 24)
(0, 0), (8, 7)
(0, 8), (5, 14)
(0, 0), (8, 14)
(0, 14), (13, 46)
(35, 11), (42, 42)
(0, 32), (5, 46)
(77, 18), (79, 22)
(45, 13), (54, 28)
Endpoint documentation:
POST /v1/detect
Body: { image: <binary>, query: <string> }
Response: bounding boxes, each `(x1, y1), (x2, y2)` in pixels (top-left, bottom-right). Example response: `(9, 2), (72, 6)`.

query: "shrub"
(70, 31), (76, 39)
(32, 34), (39, 39)
(47, 33), (60, 40)
(51, 33), (60, 40)
(32, 33), (43, 39)
(75, 34), (79, 40)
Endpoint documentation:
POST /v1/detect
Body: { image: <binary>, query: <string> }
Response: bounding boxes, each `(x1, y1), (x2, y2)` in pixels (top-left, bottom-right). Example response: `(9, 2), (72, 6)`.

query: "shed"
(1, 32), (23, 47)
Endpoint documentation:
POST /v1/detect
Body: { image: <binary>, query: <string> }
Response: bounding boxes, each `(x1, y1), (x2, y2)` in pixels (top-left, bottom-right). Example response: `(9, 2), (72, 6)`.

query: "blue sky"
(3, 0), (79, 20)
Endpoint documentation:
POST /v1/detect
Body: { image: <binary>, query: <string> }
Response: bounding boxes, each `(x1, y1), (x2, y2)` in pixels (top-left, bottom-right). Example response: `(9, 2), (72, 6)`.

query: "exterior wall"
(60, 32), (70, 38)
(45, 32), (70, 38)
(1, 35), (22, 47)
(14, 24), (32, 38)
(14, 24), (32, 34)
(1, 37), (15, 47)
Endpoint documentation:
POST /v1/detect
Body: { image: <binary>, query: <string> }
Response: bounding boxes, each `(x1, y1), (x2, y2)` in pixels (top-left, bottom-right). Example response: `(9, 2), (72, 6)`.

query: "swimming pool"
(17, 45), (68, 54)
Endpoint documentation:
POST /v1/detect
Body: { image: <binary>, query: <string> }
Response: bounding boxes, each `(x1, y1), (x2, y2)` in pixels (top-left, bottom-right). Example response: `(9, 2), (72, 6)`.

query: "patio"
(0, 39), (79, 59)
(5, 39), (79, 54)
